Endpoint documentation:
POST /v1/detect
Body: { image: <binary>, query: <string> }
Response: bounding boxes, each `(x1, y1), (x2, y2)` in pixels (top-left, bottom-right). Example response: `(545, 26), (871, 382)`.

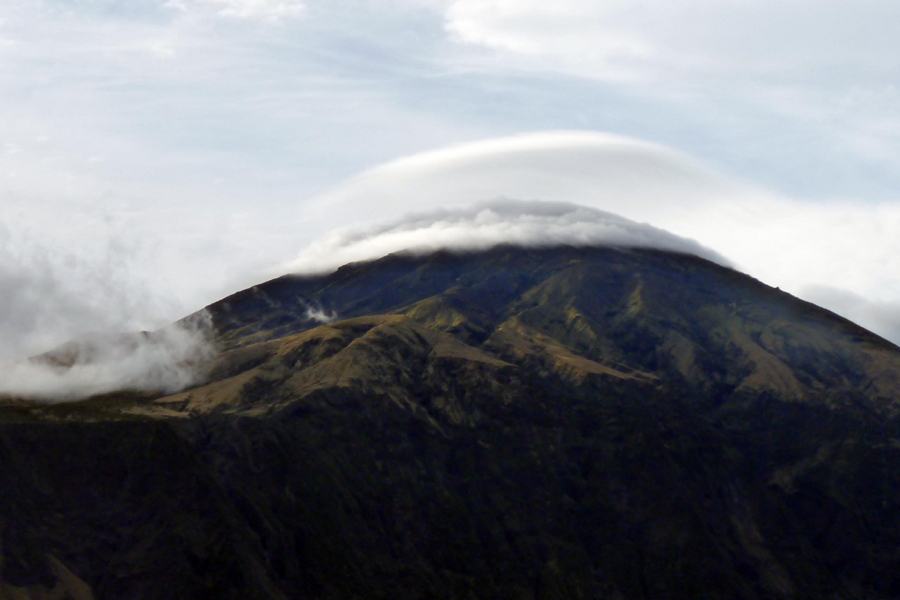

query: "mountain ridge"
(177, 244), (898, 416)
(1, 244), (898, 599)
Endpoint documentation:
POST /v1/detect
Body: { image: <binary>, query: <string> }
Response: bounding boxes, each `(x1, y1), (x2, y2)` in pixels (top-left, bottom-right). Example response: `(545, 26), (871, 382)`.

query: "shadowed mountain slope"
(1, 245), (899, 599)
(197, 245), (899, 414)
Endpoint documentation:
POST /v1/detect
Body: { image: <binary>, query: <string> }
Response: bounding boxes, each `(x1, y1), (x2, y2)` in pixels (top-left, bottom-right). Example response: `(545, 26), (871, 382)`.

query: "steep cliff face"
(1, 246), (899, 599)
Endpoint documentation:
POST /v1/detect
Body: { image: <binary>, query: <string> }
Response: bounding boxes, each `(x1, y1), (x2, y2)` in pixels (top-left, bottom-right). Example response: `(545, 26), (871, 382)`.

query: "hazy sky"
(2, 0), (900, 358)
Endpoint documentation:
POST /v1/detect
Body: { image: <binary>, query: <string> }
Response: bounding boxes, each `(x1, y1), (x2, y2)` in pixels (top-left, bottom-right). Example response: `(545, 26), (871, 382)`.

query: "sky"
(2, 0), (900, 374)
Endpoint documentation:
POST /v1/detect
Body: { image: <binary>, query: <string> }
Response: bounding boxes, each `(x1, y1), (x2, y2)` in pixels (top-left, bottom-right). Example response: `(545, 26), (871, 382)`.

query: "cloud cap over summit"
(288, 199), (730, 275)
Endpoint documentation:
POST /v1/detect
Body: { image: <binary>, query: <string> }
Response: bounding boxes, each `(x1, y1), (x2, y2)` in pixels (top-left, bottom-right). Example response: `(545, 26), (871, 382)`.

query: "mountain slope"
(192, 245), (899, 415)
(1, 245), (899, 599)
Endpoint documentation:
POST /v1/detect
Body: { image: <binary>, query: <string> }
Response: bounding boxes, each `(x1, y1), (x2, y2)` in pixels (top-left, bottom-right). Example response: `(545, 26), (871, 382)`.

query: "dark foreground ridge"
(2, 245), (899, 599)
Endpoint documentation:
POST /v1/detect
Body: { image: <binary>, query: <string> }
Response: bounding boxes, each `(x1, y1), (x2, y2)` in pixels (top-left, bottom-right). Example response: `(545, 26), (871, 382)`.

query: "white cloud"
(0, 183), (289, 402)
(288, 199), (728, 274)
(435, 1), (900, 197)
(0, 313), (215, 402)
(294, 131), (900, 345)
(0, 217), (163, 361)
(304, 305), (337, 323)
(304, 131), (742, 227)
(441, 0), (900, 85)
(444, 1), (657, 82)
(166, 0), (305, 21)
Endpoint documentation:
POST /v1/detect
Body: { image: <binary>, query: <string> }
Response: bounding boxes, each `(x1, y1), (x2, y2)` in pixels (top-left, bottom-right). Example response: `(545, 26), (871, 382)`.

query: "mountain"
(1, 245), (899, 599)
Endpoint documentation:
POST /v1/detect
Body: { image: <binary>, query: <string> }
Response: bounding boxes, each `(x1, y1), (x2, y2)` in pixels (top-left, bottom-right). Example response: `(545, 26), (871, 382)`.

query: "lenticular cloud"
(287, 199), (730, 275)
(296, 131), (900, 346)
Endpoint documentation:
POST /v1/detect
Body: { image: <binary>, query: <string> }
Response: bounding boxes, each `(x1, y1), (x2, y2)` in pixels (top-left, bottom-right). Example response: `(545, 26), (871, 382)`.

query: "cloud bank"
(297, 131), (900, 345)
(289, 199), (728, 274)
(442, 0), (900, 86)
(0, 315), (214, 402)
(0, 223), (216, 402)
(168, 0), (306, 21)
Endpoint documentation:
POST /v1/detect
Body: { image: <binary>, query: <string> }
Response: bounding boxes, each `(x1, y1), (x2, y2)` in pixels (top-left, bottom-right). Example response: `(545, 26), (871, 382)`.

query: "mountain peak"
(177, 244), (898, 417)
(3, 244), (899, 599)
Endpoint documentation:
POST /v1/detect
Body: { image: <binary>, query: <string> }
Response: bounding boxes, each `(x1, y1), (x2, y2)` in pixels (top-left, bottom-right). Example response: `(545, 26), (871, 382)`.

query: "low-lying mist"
(0, 312), (215, 403)
(0, 221), (217, 403)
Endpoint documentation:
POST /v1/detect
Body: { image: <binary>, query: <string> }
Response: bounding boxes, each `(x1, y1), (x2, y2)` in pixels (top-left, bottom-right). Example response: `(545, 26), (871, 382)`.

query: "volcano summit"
(1, 243), (899, 599)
